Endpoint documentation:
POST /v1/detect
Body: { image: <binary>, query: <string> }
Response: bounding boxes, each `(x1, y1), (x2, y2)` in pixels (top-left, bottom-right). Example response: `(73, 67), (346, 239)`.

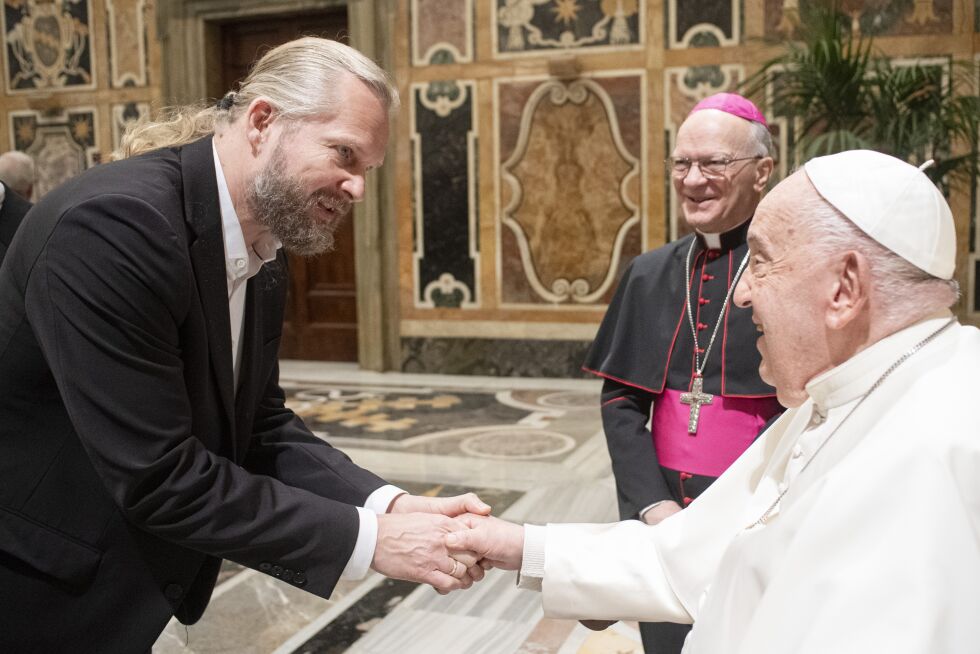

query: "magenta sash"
(651, 389), (781, 477)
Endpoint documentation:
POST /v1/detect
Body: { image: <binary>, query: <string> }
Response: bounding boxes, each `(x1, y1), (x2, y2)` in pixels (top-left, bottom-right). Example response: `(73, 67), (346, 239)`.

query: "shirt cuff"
(364, 484), (406, 514)
(340, 506), (377, 580)
(639, 499), (670, 522)
(517, 523), (546, 591)
(339, 485), (406, 581)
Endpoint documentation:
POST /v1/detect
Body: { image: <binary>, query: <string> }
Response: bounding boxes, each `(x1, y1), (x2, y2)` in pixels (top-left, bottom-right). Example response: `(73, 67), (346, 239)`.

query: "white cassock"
(523, 311), (980, 653)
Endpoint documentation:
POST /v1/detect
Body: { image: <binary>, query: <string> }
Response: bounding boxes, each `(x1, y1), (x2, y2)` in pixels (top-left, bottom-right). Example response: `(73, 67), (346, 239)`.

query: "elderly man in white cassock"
(448, 150), (980, 653)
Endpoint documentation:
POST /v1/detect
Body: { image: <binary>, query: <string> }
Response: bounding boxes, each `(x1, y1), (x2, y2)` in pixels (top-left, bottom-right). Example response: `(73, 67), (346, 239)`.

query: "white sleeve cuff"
(639, 500), (669, 522)
(364, 485), (406, 514)
(340, 506), (377, 580)
(517, 523), (546, 591)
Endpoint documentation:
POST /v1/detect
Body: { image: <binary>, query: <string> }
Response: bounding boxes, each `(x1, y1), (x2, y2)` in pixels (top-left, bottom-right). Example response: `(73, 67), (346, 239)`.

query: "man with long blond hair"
(0, 37), (486, 651)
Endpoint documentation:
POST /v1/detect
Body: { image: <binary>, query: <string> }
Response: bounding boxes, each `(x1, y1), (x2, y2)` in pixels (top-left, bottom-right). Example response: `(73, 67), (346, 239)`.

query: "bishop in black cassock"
(583, 93), (783, 654)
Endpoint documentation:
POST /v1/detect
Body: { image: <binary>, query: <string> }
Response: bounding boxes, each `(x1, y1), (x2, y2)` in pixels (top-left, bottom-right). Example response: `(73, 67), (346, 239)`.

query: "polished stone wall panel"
(412, 79), (479, 308)
(394, 0), (980, 356)
(10, 107), (98, 199)
(111, 101), (148, 151)
(765, 0), (953, 38)
(669, 0), (738, 48)
(401, 337), (592, 378)
(494, 0), (642, 56)
(106, 0), (149, 87)
(0, 0), (160, 201)
(412, 0), (472, 65)
(496, 74), (644, 308)
(2, 0), (94, 92)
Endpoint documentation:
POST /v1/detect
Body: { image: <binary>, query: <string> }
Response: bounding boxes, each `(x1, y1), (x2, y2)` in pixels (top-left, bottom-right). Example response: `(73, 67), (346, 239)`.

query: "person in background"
(582, 93), (782, 653)
(0, 151), (34, 263)
(0, 150), (35, 201)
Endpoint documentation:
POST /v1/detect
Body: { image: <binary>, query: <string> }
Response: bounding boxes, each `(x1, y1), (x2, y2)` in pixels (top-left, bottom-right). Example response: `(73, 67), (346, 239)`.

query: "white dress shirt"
(211, 143), (403, 580)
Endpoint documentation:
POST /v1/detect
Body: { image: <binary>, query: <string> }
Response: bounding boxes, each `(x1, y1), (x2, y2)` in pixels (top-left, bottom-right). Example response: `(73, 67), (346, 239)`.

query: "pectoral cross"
(680, 375), (713, 435)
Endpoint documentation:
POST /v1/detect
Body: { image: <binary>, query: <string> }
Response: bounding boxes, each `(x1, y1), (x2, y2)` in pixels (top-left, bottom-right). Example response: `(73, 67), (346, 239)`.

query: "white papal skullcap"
(803, 150), (956, 280)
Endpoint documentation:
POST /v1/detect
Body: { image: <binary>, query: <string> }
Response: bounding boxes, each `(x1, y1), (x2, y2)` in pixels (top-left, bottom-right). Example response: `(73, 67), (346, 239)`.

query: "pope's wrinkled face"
(247, 74), (389, 255)
(671, 109), (771, 234)
(733, 171), (832, 408)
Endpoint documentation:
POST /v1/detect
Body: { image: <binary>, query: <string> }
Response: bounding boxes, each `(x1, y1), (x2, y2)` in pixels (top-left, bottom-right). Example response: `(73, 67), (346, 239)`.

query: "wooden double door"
(219, 9), (359, 361)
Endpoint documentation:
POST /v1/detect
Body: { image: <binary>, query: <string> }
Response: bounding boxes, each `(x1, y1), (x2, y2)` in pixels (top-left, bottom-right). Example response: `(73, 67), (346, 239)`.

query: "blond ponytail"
(113, 37), (397, 161)
(112, 104), (221, 160)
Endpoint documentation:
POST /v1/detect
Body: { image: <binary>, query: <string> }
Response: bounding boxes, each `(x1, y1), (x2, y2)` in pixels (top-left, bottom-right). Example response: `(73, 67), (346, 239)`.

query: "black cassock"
(583, 220), (782, 653)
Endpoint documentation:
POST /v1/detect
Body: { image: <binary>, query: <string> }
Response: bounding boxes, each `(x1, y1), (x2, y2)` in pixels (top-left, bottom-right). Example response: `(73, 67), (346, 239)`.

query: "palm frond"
(739, 3), (979, 184)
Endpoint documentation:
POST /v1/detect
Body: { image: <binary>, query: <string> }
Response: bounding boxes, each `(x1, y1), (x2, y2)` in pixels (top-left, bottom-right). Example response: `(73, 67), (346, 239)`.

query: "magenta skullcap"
(689, 92), (767, 127)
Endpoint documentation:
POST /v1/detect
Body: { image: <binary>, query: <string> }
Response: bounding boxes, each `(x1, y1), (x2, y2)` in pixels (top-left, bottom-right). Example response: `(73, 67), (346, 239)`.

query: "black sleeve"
(601, 378), (674, 520)
(26, 197), (361, 598)
(243, 359), (388, 506)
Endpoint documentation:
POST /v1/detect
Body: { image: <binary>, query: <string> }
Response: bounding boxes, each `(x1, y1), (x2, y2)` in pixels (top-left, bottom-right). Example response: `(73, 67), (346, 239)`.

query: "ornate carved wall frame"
(156, 0), (401, 370)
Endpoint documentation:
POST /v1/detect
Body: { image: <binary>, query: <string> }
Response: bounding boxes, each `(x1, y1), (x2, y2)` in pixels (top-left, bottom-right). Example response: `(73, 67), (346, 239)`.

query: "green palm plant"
(742, 2), (980, 187)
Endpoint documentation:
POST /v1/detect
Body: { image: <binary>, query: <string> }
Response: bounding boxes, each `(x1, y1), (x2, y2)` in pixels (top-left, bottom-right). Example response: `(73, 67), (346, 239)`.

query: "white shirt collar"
(805, 309), (955, 412)
(211, 141), (280, 288)
(699, 231), (722, 249)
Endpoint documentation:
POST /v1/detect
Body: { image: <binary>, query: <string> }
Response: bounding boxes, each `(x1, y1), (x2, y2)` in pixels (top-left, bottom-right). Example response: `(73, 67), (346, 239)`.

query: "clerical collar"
(805, 310), (955, 412)
(695, 219), (751, 252)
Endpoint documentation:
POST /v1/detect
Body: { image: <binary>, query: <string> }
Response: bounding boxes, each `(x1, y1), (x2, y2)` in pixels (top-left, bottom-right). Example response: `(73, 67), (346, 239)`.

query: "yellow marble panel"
(106, 0), (148, 87)
(499, 76), (643, 307)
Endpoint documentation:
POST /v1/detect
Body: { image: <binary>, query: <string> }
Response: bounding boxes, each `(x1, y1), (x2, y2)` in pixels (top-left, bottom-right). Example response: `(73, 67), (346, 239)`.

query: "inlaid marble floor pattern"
(153, 363), (645, 654)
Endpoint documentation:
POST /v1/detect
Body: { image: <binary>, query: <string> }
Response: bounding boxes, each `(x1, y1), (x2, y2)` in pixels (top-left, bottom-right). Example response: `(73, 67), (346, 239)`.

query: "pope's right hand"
(641, 500), (682, 525)
(445, 514), (525, 571)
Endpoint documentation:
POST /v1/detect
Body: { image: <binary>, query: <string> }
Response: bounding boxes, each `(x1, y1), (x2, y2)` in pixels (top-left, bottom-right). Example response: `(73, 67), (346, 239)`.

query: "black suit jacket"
(0, 137), (386, 652)
(0, 180), (32, 263)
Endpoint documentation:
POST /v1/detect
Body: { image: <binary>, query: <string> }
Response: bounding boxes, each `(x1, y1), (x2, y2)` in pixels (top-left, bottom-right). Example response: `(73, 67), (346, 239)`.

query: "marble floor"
(153, 362), (645, 654)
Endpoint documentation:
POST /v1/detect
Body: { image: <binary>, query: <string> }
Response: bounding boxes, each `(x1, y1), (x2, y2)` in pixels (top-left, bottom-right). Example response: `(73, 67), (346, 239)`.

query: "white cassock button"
(235, 259), (246, 269)
(792, 445), (803, 459)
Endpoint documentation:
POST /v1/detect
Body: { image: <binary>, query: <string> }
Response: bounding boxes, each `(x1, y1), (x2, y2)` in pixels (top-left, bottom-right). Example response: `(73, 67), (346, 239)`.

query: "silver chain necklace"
(679, 236), (750, 434)
(748, 317), (956, 529)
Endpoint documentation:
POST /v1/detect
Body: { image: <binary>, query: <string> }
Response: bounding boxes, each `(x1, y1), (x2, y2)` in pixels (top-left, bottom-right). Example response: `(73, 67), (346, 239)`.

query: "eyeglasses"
(666, 155), (763, 179)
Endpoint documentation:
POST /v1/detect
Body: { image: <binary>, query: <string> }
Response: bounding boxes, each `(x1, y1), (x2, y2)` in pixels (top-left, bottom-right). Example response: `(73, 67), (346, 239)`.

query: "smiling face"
(733, 171), (835, 407)
(672, 109), (772, 234)
(246, 73), (389, 255)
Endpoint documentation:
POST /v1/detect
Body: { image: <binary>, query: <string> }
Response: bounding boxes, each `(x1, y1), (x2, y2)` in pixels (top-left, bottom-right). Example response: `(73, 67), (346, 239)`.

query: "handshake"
(371, 492), (526, 594)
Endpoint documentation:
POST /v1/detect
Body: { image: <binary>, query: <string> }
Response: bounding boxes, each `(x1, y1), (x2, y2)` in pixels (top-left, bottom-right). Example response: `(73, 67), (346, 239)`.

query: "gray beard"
(245, 144), (350, 256)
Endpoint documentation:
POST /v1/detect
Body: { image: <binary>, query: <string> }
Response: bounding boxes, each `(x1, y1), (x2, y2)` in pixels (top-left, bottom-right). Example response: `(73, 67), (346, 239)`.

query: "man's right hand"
(371, 513), (482, 593)
(445, 514), (525, 570)
(641, 500), (682, 525)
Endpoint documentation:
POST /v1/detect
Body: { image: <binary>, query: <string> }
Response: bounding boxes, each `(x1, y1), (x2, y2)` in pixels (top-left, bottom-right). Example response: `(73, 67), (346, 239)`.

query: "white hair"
(746, 120), (774, 158)
(803, 190), (959, 325)
(0, 150), (35, 198)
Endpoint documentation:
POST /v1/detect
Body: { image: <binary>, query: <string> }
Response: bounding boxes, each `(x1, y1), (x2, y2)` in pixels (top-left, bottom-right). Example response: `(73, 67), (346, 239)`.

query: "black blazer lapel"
(180, 137), (236, 436)
(233, 278), (262, 458)
(233, 254), (288, 459)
